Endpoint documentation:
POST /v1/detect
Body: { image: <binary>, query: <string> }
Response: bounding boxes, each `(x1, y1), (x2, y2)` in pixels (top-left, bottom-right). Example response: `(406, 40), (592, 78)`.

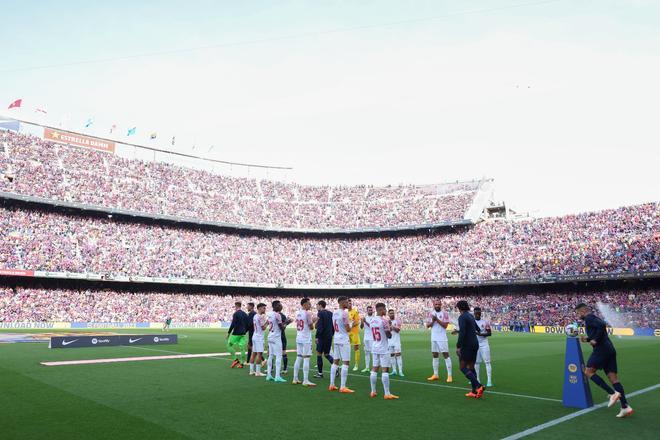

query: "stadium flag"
(35, 107), (47, 115)
(84, 118), (94, 128)
(171, 136), (175, 146)
(150, 132), (157, 139)
(7, 99), (22, 109)
(562, 337), (593, 409)
(127, 126), (137, 136)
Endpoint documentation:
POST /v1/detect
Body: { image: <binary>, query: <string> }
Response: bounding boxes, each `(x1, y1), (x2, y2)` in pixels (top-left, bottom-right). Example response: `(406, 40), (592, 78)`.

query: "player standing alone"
(162, 316), (172, 331)
(266, 300), (287, 383)
(456, 300), (485, 399)
(426, 300), (453, 383)
(388, 309), (404, 377)
(248, 303), (268, 377)
(369, 303), (398, 400)
(329, 296), (354, 393)
(474, 307), (493, 387)
(292, 297), (318, 387)
(576, 303), (633, 418)
(360, 305), (375, 373)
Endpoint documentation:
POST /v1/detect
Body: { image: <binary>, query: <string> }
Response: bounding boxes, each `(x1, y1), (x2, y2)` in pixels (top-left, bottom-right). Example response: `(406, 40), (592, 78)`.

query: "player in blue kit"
(576, 303), (633, 418)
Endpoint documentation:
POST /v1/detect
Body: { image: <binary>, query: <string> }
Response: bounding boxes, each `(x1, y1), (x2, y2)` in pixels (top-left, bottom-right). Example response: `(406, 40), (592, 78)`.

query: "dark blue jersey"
(247, 311), (256, 336)
(584, 313), (615, 354)
(279, 312), (288, 344)
(457, 312), (479, 351)
(228, 310), (250, 336)
(315, 309), (334, 339)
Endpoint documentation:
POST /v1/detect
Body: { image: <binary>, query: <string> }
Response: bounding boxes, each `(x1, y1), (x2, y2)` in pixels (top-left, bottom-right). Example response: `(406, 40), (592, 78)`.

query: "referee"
(455, 300), (485, 399)
(576, 303), (633, 418)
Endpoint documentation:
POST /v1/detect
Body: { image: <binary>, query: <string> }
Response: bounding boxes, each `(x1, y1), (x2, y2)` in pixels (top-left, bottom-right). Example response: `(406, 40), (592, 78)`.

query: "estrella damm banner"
(44, 127), (115, 153)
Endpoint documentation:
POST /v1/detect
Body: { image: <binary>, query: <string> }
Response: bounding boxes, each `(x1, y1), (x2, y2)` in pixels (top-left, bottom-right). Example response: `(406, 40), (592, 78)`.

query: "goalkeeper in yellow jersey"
(348, 299), (361, 371)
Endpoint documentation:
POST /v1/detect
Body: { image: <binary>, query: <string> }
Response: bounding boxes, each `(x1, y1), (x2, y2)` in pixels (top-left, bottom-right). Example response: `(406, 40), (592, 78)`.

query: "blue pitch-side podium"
(563, 337), (594, 409)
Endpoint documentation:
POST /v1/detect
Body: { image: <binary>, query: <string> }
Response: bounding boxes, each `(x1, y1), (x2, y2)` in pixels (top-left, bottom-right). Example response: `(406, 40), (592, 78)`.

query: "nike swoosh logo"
(129, 338), (142, 343)
(61, 339), (78, 346)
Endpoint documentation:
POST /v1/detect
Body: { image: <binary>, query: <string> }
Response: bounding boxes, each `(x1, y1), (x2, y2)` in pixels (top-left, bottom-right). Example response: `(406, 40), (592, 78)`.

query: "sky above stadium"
(1, 0), (658, 216)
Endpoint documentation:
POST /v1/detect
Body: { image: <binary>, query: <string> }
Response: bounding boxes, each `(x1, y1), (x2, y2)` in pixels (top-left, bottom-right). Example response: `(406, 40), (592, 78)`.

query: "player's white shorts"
(252, 337), (264, 353)
(364, 340), (373, 352)
(388, 342), (402, 354)
(332, 343), (351, 361)
(371, 353), (391, 369)
(296, 342), (312, 357)
(268, 339), (283, 356)
(431, 340), (449, 354)
(477, 345), (491, 363)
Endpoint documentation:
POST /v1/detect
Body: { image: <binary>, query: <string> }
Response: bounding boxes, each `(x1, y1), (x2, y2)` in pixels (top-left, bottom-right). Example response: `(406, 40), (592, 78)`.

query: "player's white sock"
(382, 372), (391, 395)
(303, 358), (310, 382)
(340, 364), (349, 388)
(249, 363), (254, 373)
(475, 362), (481, 382)
(445, 357), (453, 376)
(364, 351), (371, 369)
(255, 363), (261, 374)
(432, 358), (439, 376)
(267, 354), (273, 376)
(293, 357), (301, 381)
(397, 356), (403, 374)
(486, 362), (492, 383)
(275, 355), (282, 378)
(390, 357), (397, 374)
(370, 371), (377, 393)
(330, 364), (338, 386)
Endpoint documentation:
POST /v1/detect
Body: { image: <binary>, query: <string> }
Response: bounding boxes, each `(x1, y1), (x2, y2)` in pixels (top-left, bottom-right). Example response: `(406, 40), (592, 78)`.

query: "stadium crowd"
(0, 130), (478, 230)
(0, 203), (656, 285)
(1, 287), (657, 328)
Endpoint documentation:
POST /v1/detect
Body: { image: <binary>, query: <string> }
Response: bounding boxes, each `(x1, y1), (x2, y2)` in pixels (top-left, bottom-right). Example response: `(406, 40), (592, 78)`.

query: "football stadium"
(1, 2), (659, 439)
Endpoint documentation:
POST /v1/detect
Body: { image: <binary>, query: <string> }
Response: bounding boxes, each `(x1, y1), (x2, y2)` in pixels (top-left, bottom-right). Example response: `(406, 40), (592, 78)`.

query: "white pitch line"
(41, 346), (297, 366)
(347, 373), (561, 403)
(501, 383), (660, 440)
(41, 351), (232, 366)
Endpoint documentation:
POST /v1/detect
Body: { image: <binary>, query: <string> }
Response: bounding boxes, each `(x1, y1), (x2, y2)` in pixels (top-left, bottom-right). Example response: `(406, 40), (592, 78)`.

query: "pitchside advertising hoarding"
(0, 321), (655, 334)
(49, 334), (178, 348)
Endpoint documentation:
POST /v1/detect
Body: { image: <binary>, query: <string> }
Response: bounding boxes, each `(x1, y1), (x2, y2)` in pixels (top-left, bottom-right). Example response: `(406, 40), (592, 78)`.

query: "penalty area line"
(500, 383), (660, 440)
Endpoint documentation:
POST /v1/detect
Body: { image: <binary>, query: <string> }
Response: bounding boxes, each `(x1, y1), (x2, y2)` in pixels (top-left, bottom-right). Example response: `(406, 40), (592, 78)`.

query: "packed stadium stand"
(0, 124), (658, 328)
(1, 284), (657, 328)
(0, 130), (484, 232)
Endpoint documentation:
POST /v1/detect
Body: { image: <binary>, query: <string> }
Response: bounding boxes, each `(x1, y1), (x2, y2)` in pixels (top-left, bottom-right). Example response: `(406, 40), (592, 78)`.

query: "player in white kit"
(369, 302), (399, 400)
(266, 300), (287, 383)
(360, 305), (375, 373)
(387, 309), (404, 377)
(426, 299), (453, 383)
(249, 303), (268, 377)
(329, 296), (354, 393)
(292, 297), (318, 387)
(474, 307), (493, 387)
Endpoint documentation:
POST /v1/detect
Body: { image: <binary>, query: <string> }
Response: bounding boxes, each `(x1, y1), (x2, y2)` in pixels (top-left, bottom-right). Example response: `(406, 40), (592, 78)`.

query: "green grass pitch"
(1, 329), (658, 439)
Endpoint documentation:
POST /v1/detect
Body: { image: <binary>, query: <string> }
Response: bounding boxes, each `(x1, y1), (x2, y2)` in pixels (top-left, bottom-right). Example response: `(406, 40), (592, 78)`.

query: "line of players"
(226, 296), (494, 399)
